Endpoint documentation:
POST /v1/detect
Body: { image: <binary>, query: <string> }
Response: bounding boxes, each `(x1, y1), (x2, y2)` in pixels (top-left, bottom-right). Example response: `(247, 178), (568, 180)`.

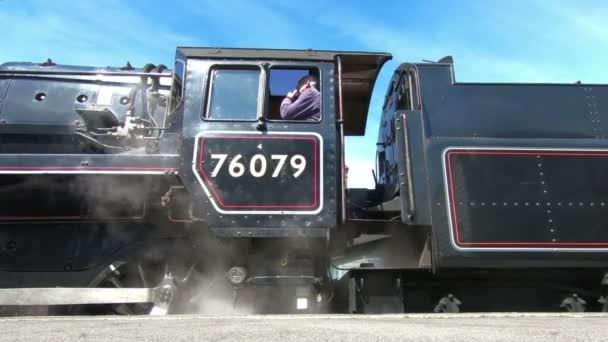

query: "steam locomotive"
(1, 47), (607, 315)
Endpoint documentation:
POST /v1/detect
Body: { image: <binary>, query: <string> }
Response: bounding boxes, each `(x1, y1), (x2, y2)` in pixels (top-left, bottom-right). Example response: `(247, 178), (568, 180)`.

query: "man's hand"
(286, 89), (299, 100)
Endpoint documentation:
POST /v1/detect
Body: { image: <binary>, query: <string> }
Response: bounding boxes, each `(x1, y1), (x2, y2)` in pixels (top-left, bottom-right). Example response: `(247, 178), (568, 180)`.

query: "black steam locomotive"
(0, 47), (607, 314)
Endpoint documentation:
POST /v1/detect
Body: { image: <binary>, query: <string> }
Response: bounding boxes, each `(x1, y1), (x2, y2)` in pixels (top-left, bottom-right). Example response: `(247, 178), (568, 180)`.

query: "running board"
(0, 282), (176, 315)
(0, 288), (154, 306)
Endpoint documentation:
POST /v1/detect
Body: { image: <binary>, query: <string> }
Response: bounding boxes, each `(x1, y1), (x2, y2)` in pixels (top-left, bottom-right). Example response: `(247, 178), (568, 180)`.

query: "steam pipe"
(0, 70), (172, 77)
(75, 131), (127, 153)
(337, 56), (347, 223)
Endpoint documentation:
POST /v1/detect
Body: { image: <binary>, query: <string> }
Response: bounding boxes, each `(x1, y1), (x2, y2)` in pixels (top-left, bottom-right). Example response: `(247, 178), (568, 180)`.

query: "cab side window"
(207, 68), (260, 120)
(268, 67), (321, 121)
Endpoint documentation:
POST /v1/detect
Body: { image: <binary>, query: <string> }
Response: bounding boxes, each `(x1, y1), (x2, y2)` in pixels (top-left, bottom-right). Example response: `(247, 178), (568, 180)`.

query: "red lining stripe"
(0, 166), (175, 171)
(447, 150), (608, 247)
(0, 216), (144, 222)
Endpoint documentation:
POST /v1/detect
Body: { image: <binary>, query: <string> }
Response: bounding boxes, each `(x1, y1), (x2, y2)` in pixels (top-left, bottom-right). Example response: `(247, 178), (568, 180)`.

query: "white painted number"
(210, 154), (228, 177)
(250, 154), (267, 178)
(290, 155), (306, 178)
(228, 154), (245, 177)
(271, 155), (288, 177)
(210, 154), (307, 178)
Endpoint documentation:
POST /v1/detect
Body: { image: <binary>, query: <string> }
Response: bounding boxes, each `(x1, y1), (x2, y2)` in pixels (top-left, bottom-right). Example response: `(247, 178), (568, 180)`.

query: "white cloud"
(0, 0), (204, 67)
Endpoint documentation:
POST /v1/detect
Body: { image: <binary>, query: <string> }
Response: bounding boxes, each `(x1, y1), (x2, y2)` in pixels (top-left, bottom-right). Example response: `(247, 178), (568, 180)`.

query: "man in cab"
(280, 75), (320, 121)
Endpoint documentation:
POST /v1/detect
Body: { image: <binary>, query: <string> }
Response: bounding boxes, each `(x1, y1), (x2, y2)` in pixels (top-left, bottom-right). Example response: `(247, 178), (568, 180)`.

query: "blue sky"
(2, 0), (608, 187)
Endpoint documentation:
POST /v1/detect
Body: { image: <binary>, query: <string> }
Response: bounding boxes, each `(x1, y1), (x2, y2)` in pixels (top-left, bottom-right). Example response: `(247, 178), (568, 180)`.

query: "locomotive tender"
(1, 47), (608, 314)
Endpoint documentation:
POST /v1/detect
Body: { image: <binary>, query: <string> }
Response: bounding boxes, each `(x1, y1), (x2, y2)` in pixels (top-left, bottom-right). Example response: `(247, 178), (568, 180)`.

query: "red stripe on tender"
(447, 149), (608, 247)
(449, 151), (608, 157)
(447, 151), (461, 244)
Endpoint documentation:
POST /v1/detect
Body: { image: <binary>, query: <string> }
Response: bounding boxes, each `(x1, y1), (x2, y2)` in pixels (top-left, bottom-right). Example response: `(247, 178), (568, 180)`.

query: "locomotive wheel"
(65, 236), (206, 316)
(69, 260), (165, 315)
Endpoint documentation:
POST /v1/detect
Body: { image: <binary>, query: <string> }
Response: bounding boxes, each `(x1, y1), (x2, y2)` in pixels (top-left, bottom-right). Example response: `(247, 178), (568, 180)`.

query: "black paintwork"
(175, 58), (338, 234)
(447, 150), (608, 246)
(5, 44), (608, 293)
(378, 61), (608, 270)
(0, 47), (389, 290)
(177, 47), (389, 62)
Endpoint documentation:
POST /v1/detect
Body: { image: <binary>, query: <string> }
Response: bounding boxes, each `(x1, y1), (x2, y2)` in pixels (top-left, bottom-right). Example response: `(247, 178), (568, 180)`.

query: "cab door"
(187, 60), (337, 236)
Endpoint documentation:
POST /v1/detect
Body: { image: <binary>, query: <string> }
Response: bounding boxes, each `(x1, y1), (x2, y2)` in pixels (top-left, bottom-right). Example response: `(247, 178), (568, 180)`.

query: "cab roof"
(177, 47), (392, 135)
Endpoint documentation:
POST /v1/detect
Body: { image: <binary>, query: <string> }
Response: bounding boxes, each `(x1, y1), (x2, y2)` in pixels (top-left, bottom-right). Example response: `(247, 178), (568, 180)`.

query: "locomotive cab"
(173, 47), (391, 236)
(169, 48), (391, 313)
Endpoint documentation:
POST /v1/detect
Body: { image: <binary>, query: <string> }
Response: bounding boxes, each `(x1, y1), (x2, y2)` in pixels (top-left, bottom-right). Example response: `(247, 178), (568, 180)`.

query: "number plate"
(193, 132), (323, 214)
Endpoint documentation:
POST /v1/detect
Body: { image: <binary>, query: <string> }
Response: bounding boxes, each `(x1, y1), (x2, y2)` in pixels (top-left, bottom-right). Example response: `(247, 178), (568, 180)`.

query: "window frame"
(203, 63), (264, 122)
(168, 58), (186, 115)
(397, 73), (413, 111)
(265, 63), (323, 124)
(202, 61), (324, 124)
(396, 70), (421, 111)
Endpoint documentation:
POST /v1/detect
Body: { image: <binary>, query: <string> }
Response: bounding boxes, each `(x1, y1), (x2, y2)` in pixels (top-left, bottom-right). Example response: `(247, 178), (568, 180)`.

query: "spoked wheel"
(69, 259), (177, 315)
(94, 260), (160, 315)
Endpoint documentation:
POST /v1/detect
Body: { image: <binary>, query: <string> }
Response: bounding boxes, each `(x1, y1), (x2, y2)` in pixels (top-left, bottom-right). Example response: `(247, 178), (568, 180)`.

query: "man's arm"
(280, 90), (316, 120)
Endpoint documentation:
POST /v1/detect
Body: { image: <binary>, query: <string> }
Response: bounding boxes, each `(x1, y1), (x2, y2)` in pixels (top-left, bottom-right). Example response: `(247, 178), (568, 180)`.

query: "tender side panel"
(193, 132), (323, 215)
(444, 148), (608, 249)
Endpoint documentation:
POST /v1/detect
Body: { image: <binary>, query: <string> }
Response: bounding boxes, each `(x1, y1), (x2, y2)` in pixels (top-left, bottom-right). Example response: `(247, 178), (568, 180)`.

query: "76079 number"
(210, 154), (307, 178)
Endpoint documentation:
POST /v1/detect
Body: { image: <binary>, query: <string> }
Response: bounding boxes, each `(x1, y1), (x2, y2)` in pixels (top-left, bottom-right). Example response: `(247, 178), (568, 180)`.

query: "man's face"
(297, 80), (310, 93)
